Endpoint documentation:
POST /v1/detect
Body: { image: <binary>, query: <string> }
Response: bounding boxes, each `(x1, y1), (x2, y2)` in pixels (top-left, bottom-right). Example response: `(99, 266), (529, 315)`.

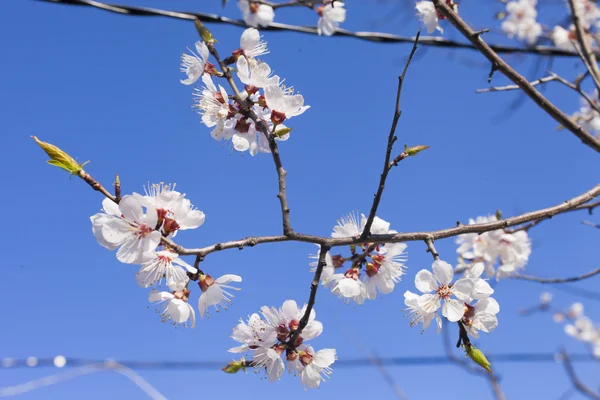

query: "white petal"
(432, 260), (454, 285)
(414, 269), (437, 293)
(443, 299), (466, 322)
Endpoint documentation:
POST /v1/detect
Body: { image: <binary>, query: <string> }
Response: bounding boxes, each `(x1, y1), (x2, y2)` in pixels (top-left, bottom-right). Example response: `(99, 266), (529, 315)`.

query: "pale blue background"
(1, 0), (599, 398)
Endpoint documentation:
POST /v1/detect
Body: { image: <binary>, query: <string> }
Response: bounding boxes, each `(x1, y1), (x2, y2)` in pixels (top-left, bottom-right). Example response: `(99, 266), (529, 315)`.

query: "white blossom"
(91, 195), (162, 264)
(403, 290), (442, 332)
(229, 313), (276, 353)
(198, 274), (242, 318)
(238, 0), (275, 28)
(253, 346), (285, 381)
(180, 41), (209, 85)
(363, 243), (407, 300)
(551, 25), (577, 51)
(137, 250), (197, 291)
(149, 289), (196, 328)
(317, 2), (346, 36)
(264, 84), (310, 120)
(327, 268), (368, 305)
(260, 300), (324, 343)
(463, 262), (494, 301)
(462, 298), (500, 337)
(331, 212), (395, 238)
(236, 56), (279, 88)
(193, 74), (232, 129)
(240, 27), (269, 58)
(416, 1), (442, 34)
(407, 260), (474, 322)
(298, 346), (336, 389)
(501, 0), (542, 45)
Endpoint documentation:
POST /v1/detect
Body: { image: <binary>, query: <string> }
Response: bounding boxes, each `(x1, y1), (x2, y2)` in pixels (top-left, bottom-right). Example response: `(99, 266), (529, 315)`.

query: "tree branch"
(514, 267), (600, 283)
(198, 20), (293, 235)
(34, 0), (587, 57)
(361, 31), (420, 239)
(567, 0), (600, 93)
(476, 75), (558, 93)
(432, 0), (600, 153)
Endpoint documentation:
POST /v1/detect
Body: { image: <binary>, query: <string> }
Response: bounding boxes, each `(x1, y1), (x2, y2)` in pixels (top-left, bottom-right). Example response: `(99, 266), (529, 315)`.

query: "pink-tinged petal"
(452, 278), (474, 301)
(435, 314), (443, 334)
(91, 214), (119, 250)
(376, 275), (396, 295)
(281, 300), (299, 320)
(302, 320), (323, 340)
(168, 299), (190, 324)
(240, 27), (260, 51)
(476, 313), (498, 333)
(443, 299), (466, 322)
(215, 274), (243, 285)
(432, 260), (453, 285)
(471, 279), (494, 300)
(232, 133), (251, 151)
(195, 41), (209, 62)
(414, 269), (438, 293)
(476, 298), (500, 315)
(178, 209), (205, 230)
(417, 293), (441, 313)
(314, 348), (336, 367)
(149, 290), (174, 302)
(335, 278), (361, 297)
(119, 195), (144, 222)
(102, 198), (120, 216)
(468, 262), (485, 279)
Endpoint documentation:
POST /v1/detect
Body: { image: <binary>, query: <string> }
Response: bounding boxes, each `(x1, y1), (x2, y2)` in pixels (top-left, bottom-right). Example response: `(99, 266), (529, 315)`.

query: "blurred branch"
(514, 268), (600, 284)
(558, 349), (600, 400)
(0, 362), (166, 399)
(442, 324), (505, 400)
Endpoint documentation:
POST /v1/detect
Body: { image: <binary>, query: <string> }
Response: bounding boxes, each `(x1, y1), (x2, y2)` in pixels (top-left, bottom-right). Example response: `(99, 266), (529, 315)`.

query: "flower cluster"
(237, 0), (346, 36)
(91, 183), (241, 327)
(500, 0), (542, 45)
(309, 212), (407, 304)
(553, 302), (600, 358)
(180, 28), (309, 156)
(455, 214), (532, 279)
(415, 0), (458, 34)
(404, 260), (499, 336)
(229, 300), (336, 389)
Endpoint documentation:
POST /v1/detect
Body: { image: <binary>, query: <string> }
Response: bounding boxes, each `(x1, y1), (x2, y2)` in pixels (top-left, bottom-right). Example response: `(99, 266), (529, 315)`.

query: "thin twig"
(514, 267), (600, 283)
(432, 0), (600, 152)
(424, 237), (440, 260)
(547, 72), (600, 115)
(441, 324), (506, 400)
(476, 75), (558, 93)
(33, 0), (586, 57)
(288, 245), (330, 347)
(559, 349), (600, 400)
(361, 31), (420, 239)
(506, 199), (600, 233)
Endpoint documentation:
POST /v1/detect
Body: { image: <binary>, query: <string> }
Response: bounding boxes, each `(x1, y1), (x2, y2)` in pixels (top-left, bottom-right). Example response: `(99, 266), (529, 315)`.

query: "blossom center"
(436, 284), (453, 299)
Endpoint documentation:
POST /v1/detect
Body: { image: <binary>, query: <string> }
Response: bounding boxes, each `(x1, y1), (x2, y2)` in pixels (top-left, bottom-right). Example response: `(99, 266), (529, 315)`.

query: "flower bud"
(194, 19), (216, 44)
(404, 144), (430, 157)
(32, 136), (87, 175)
(270, 110), (286, 125)
(222, 359), (247, 374)
(466, 346), (492, 372)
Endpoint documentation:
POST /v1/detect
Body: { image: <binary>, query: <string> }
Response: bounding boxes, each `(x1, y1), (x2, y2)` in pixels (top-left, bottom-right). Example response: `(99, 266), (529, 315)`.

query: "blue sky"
(2, 0), (599, 398)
